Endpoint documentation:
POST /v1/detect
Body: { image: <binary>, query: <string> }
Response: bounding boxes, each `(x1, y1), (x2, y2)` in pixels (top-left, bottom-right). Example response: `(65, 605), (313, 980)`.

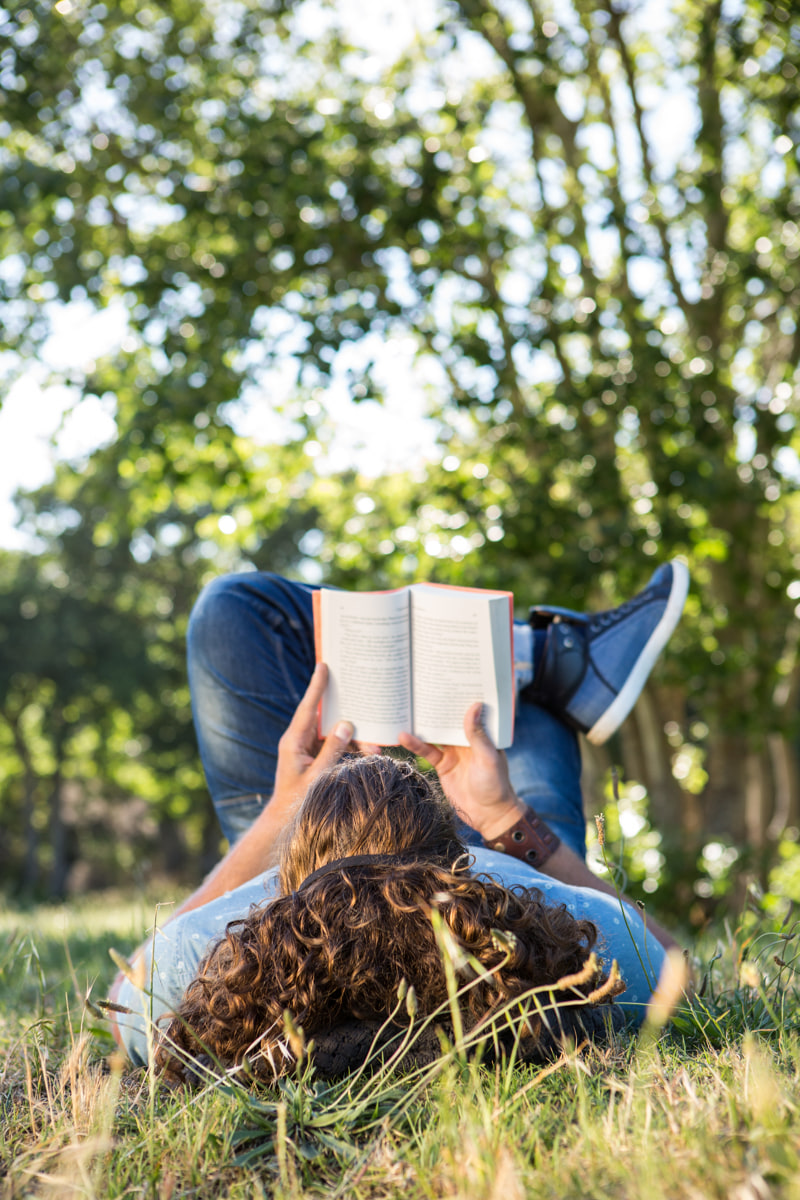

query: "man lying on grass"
(109, 562), (687, 1080)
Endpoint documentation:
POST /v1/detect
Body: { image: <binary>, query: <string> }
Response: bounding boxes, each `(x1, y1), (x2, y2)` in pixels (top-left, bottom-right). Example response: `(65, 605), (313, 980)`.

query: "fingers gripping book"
(313, 583), (515, 748)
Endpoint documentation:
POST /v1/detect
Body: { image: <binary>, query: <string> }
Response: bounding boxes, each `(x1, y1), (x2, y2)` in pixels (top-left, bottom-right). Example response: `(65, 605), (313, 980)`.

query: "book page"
(409, 585), (513, 747)
(318, 588), (412, 744)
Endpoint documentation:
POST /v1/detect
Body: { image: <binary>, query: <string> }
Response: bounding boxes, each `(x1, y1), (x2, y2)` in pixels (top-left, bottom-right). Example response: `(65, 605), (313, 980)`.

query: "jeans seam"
(215, 792), (266, 809)
(271, 630), (304, 707)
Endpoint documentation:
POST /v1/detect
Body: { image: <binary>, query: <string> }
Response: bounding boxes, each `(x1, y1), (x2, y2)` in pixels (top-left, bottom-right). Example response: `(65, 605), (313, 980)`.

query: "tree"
(2, 0), (799, 900)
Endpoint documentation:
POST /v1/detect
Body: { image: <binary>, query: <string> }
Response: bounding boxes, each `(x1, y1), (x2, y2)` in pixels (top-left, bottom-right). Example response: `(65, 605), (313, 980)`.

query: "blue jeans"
(187, 572), (586, 857)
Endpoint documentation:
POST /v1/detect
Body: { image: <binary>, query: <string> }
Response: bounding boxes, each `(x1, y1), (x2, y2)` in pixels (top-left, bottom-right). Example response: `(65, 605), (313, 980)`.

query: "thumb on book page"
(315, 720), (354, 771)
(464, 701), (496, 749)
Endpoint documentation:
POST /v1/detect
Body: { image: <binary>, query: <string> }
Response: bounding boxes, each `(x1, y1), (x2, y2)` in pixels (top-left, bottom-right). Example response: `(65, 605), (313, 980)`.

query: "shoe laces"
(589, 583), (664, 632)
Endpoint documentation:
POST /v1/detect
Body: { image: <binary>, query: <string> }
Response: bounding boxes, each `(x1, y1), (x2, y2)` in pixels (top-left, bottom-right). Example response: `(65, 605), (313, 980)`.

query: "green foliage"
(1, 0), (800, 890)
(0, 536), (214, 894)
(767, 830), (800, 905)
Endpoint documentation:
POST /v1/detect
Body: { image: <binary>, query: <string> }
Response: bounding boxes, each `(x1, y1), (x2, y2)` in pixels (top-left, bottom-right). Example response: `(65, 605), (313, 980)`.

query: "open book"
(313, 583), (515, 748)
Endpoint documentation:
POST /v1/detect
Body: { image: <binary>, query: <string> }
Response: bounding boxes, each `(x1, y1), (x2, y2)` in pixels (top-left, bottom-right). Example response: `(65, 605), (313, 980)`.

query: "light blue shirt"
(115, 848), (665, 1065)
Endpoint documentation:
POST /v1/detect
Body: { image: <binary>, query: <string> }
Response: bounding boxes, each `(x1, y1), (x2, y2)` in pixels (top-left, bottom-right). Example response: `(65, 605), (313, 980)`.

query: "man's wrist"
(472, 794), (527, 842)
(484, 804), (562, 869)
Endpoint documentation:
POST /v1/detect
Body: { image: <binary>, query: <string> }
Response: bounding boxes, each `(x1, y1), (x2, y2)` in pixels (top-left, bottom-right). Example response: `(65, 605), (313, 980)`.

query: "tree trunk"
(48, 754), (68, 899)
(12, 724), (40, 893)
(766, 733), (799, 840)
(159, 818), (187, 877)
(21, 770), (39, 893)
(627, 688), (691, 836)
(744, 744), (771, 851)
(702, 733), (754, 843)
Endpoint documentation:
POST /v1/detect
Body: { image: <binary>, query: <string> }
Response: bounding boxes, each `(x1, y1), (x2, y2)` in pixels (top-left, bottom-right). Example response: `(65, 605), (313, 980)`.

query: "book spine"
(312, 590), (323, 736)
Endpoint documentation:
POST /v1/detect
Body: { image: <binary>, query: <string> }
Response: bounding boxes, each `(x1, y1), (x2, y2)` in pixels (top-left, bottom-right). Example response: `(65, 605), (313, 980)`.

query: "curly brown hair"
(157, 756), (608, 1083)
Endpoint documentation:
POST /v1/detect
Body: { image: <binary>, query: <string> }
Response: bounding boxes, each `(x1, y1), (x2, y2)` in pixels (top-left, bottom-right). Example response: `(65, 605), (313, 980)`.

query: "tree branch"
(477, 260), (532, 423)
(601, 0), (694, 324)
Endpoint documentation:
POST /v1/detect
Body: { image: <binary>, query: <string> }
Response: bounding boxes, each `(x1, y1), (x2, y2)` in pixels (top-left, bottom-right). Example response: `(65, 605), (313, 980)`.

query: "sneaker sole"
(586, 559), (690, 745)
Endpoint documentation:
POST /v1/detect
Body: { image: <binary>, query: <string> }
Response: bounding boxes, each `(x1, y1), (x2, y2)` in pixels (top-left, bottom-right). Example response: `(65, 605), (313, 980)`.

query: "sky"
(0, 304), (123, 550)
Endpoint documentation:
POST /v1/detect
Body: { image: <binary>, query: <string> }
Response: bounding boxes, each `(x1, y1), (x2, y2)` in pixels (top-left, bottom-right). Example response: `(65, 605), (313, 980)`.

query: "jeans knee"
(189, 570), (285, 635)
(187, 572), (315, 673)
(187, 572), (271, 668)
(188, 573), (242, 643)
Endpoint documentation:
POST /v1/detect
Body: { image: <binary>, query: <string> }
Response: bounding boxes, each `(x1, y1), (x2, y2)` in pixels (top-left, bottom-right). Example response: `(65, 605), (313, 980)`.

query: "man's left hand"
(272, 663), (362, 812)
(397, 702), (524, 840)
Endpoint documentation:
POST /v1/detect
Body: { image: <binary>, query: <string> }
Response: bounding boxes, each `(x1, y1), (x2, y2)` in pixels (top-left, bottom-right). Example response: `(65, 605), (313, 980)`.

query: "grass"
(3, 889), (800, 1199)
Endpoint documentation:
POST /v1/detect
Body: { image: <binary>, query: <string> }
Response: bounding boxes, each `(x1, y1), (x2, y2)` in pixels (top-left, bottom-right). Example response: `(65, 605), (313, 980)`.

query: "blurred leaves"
(1, 0), (800, 893)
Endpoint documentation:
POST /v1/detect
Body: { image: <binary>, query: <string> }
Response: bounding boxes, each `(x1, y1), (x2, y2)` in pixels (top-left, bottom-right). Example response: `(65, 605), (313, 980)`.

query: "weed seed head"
(555, 952), (600, 992)
(645, 948), (690, 1029)
(491, 928), (520, 956)
(282, 1009), (306, 1061)
(739, 961), (760, 989)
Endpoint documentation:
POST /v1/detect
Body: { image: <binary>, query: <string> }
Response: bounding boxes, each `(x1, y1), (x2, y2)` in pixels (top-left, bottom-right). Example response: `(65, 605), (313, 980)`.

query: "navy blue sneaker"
(524, 560), (689, 745)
